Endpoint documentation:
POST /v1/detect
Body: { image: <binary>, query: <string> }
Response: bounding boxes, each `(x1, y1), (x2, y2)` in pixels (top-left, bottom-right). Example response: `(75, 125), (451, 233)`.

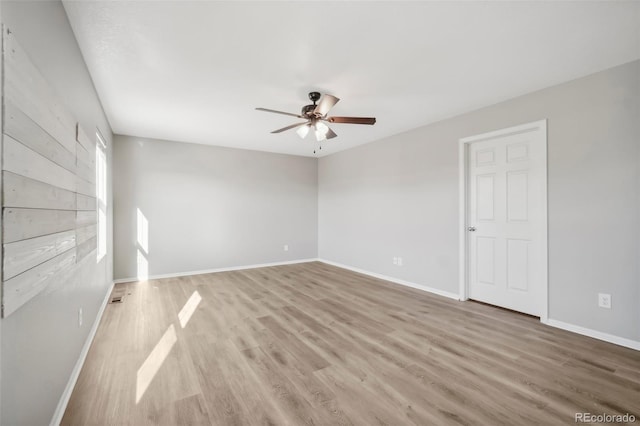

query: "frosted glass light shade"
(315, 122), (328, 141)
(296, 124), (310, 139)
(315, 121), (329, 135)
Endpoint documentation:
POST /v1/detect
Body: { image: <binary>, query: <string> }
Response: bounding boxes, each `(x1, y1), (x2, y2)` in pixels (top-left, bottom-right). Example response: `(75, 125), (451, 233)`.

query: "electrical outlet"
(598, 293), (611, 309)
(393, 257), (398, 265)
(78, 307), (83, 327)
(284, 244), (289, 251)
(397, 257), (403, 266)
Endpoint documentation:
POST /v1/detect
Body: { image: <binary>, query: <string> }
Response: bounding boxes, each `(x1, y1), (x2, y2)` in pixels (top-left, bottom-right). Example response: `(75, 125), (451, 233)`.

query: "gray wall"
(0, 1), (113, 425)
(319, 60), (640, 342)
(113, 136), (318, 280)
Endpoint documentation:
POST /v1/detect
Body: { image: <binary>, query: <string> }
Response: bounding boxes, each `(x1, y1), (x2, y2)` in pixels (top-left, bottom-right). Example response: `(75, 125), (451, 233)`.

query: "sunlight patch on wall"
(136, 208), (149, 280)
(136, 208), (149, 254)
(136, 250), (149, 281)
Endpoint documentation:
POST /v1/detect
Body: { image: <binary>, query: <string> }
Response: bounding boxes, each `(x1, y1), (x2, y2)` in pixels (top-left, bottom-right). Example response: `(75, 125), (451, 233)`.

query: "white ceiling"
(63, 1), (640, 157)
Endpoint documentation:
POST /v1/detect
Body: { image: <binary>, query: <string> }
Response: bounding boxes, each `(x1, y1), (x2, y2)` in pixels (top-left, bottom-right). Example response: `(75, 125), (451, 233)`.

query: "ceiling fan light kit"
(256, 91), (376, 153)
(296, 123), (310, 139)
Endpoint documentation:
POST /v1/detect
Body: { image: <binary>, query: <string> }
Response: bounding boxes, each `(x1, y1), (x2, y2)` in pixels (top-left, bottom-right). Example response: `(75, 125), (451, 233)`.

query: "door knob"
(468, 226), (476, 232)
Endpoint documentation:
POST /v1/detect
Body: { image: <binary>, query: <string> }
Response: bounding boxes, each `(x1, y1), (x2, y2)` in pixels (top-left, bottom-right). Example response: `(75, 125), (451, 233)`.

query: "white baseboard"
(50, 280), (115, 426)
(113, 258), (320, 284)
(543, 318), (640, 351)
(318, 258), (460, 301)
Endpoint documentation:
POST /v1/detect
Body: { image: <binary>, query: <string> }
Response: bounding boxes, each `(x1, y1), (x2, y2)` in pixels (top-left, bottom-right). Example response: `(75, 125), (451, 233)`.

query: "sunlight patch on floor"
(136, 324), (177, 403)
(178, 291), (202, 328)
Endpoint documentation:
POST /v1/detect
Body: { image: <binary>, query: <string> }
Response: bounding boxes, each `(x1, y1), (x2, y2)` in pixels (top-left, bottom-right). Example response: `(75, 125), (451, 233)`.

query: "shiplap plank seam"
(4, 72), (76, 155)
(3, 208), (76, 244)
(76, 194), (96, 211)
(4, 135), (77, 192)
(75, 225), (96, 246)
(4, 100), (76, 172)
(3, 171), (76, 210)
(76, 237), (97, 264)
(76, 160), (94, 183)
(3, 247), (76, 316)
(4, 31), (76, 153)
(76, 142), (94, 168)
(3, 230), (76, 280)
(76, 175), (96, 197)
(76, 210), (97, 228)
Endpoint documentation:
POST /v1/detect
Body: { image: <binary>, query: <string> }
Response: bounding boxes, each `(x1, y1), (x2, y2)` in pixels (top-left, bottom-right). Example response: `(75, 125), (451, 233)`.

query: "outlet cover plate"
(598, 293), (611, 309)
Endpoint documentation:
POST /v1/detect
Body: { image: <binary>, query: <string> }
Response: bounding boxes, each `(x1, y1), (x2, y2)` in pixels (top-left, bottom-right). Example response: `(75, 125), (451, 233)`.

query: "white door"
(464, 121), (547, 317)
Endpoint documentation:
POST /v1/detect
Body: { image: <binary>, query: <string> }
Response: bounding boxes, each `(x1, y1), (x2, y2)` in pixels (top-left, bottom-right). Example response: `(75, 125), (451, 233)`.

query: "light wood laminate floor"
(63, 262), (640, 425)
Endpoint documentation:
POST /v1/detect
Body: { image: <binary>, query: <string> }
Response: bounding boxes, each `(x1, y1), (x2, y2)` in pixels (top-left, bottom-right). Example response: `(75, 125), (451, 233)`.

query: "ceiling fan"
(256, 92), (376, 148)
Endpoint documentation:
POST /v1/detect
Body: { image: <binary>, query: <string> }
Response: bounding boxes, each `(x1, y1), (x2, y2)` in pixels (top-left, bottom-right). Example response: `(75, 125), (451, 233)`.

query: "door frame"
(458, 119), (549, 322)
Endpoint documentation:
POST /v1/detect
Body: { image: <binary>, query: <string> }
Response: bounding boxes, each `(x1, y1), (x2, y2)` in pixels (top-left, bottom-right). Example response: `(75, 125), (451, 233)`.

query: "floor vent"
(110, 296), (123, 304)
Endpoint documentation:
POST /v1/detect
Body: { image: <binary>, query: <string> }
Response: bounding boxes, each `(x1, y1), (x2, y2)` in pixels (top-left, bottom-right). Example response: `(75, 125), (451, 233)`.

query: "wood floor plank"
(63, 262), (640, 425)
(150, 394), (212, 426)
(186, 337), (249, 426)
(258, 315), (331, 372)
(250, 326), (354, 426)
(240, 346), (325, 426)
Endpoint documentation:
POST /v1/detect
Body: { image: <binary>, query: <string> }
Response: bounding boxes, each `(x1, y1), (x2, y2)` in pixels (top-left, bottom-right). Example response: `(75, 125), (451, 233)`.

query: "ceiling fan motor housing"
(301, 104), (316, 117)
(302, 92), (322, 117)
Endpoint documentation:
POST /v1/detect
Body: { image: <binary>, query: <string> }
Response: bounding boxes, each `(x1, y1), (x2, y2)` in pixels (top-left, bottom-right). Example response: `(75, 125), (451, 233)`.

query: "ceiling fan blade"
(271, 122), (309, 134)
(325, 127), (337, 139)
(314, 94), (340, 116)
(256, 107), (303, 118)
(327, 116), (376, 125)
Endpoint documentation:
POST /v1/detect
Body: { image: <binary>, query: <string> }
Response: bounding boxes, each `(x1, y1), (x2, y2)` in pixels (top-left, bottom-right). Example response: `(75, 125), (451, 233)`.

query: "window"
(96, 131), (107, 261)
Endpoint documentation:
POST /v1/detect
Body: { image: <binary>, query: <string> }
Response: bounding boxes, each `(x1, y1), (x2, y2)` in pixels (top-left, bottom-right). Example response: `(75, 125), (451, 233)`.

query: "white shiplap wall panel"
(75, 225), (96, 246)
(3, 171), (76, 210)
(3, 136), (76, 192)
(75, 210), (96, 228)
(76, 237), (96, 264)
(1, 28), (98, 316)
(76, 139), (94, 168)
(76, 125), (95, 157)
(75, 176), (95, 197)
(4, 31), (76, 153)
(3, 208), (76, 244)
(3, 230), (76, 280)
(4, 100), (76, 172)
(3, 248), (76, 317)
(76, 160), (94, 183)
(76, 194), (96, 211)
